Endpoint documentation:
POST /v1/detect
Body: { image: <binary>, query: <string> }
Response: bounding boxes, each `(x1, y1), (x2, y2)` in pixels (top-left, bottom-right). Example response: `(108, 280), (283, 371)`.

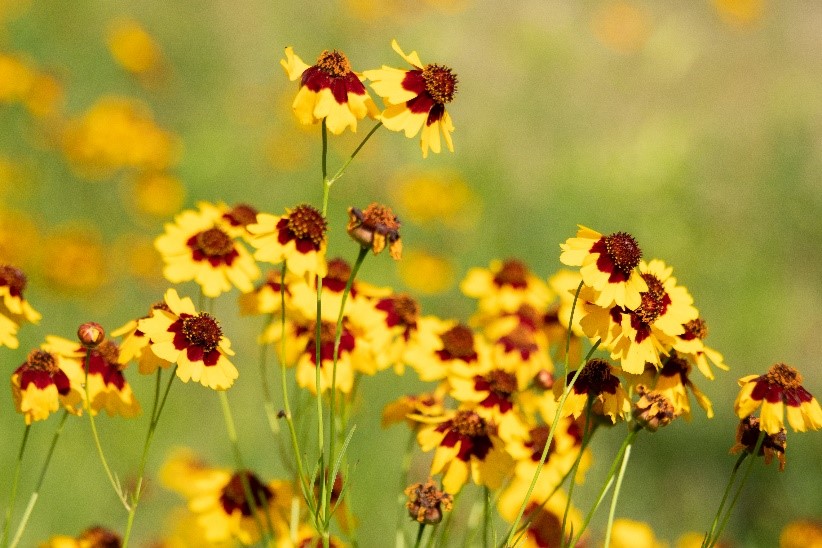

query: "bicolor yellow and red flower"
(673, 316), (729, 380)
(364, 40), (458, 158)
(0, 264), (41, 349)
(404, 320), (491, 382)
(11, 348), (83, 424)
(138, 288), (238, 390)
(247, 204), (328, 280)
(111, 302), (173, 375)
(155, 202), (260, 298)
(555, 358), (631, 423)
(281, 47), (378, 134)
(734, 362), (822, 434)
(461, 259), (553, 320)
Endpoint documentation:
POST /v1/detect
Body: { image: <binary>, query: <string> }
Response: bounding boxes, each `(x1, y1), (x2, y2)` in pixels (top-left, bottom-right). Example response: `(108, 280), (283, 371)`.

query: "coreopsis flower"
(155, 202), (260, 297)
(247, 204), (328, 279)
(220, 203), (260, 240)
(0, 264), (41, 349)
(11, 348), (83, 424)
(780, 519), (822, 548)
(583, 259), (699, 374)
(160, 449), (291, 544)
(673, 317), (729, 380)
(281, 47), (378, 134)
(138, 288), (238, 390)
(364, 40), (458, 158)
(39, 526), (122, 548)
(734, 363), (822, 434)
(555, 358), (631, 423)
(111, 303), (173, 375)
(633, 385), (677, 432)
(730, 416), (787, 471)
(43, 336), (141, 418)
(238, 269), (294, 317)
(416, 408), (513, 494)
(640, 353), (714, 419)
(497, 490), (584, 548)
(360, 292), (425, 374)
(382, 390), (446, 428)
(461, 259), (553, 319)
(405, 478), (453, 525)
(559, 226), (647, 309)
(404, 320), (491, 382)
(610, 519), (667, 548)
(347, 203), (402, 259)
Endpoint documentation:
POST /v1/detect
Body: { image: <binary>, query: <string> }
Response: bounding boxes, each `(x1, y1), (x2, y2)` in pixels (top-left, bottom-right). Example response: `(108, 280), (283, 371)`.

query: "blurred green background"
(1, 0), (821, 546)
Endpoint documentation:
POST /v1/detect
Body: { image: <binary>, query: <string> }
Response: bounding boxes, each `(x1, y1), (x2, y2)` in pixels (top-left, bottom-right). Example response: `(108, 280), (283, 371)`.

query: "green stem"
(502, 337), (600, 547)
(702, 453), (746, 548)
(218, 391), (272, 545)
(9, 410), (68, 548)
(121, 366), (176, 548)
(483, 486), (492, 547)
(559, 397), (594, 543)
(706, 432), (765, 548)
(2, 425), (30, 548)
(325, 246), (369, 526)
(413, 522), (426, 548)
(83, 348), (128, 510)
(395, 429), (418, 546)
(327, 122), (383, 188)
(569, 428), (640, 547)
(604, 438), (633, 548)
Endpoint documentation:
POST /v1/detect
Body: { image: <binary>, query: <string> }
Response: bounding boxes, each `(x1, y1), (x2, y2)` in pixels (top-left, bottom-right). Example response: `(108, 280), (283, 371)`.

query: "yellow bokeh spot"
(113, 233), (164, 283)
(592, 1), (652, 54)
(713, 0), (764, 27)
(24, 72), (64, 118)
(391, 169), (479, 229)
(41, 224), (107, 292)
(610, 519), (667, 548)
(0, 54), (35, 102)
(132, 172), (186, 217)
(397, 249), (454, 294)
(0, 209), (39, 267)
(107, 19), (163, 74)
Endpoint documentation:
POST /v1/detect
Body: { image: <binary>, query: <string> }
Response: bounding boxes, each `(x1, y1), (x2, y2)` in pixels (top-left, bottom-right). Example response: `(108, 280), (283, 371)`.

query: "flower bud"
(78, 322), (105, 348)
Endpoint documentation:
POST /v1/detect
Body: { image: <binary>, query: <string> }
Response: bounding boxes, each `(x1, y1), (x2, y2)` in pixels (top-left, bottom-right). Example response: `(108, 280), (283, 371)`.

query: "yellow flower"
(497, 489), (584, 548)
(138, 288), (238, 390)
(0, 53), (34, 102)
(38, 526), (122, 548)
(673, 317), (729, 380)
(609, 519), (668, 548)
(404, 320), (491, 382)
(559, 225), (647, 309)
(247, 204), (328, 280)
(734, 363), (822, 434)
(107, 19), (163, 75)
(460, 259), (554, 318)
(382, 390), (446, 428)
(111, 303), (174, 375)
(780, 519), (822, 548)
(281, 47), (378, 134)
(397, 248), (454, 294)
(628, 355), (714, 420)
(42, 336), (141, 418)
(11, 348), (84, 424)
(155, 202), (260, 297)
(364, 40), (458, 158)
(0, 264), (41, 349)
(555, 358), (631, 423)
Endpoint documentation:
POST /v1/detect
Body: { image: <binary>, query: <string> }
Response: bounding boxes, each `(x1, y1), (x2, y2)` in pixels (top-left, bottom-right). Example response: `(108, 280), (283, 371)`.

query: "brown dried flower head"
(633, 385), (677, 432)
(731, 415), (787, 472)
(405, 478), (453, 525)
(347, 203), (402, 260)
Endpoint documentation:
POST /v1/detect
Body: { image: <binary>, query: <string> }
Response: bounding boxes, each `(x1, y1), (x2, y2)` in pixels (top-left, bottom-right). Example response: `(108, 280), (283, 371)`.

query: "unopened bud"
(78, 322), (105, 348)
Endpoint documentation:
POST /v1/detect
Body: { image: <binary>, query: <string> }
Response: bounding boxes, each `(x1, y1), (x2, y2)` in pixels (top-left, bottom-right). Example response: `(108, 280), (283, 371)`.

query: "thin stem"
(569, 428), (640, 547)
(503, 338), (601, 547)
(395, 430), (418, 546)
(707, 432), (765, 548)
(483, 486), (492, 547)
(563, 282), (584, 378)
(327, 122), (383, 188)
(218, 391), (272, 545)
(559, 397), (594, 542)
(702, 453), (746, 547)
(2, 425), (31, 548)
(9, 410), (68, 548)
(83, 348), (128, 510)
(121, 366), (176, 548)
(413, 522), (426, 548)
(604, 439), (633, 548)
(325, 246), (369, 524)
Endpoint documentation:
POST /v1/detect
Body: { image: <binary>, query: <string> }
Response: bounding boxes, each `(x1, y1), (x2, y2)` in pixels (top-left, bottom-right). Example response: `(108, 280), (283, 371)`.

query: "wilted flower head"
(633, 385), (677, 432)
(730, 415), (787, 471)
(347, 203), (402, 259)
(405, 478), (453, 525)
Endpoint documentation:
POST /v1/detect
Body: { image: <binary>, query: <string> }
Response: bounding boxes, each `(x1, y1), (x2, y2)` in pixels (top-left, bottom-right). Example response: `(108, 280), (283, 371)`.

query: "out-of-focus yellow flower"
(24, 72), (63, 118)
(397, 248), (454, 294)
(714, 0), (764, 27)
(0, 209), (39, 267)
(38, 526), (122, 548)
(392, 169), (478, 228)
(592, 1), (652, 54)
(0, 0), (30, 23)
(610, 519), (668, 548)
(132, 171), (186, 217)
(62, 97), (179, 179)
(41, 224), (108, 292)
(107, 19), (163, 75)
(0, 53), (34, 102)
(780, 519), (822, 548)
(113, 233), (164, 283)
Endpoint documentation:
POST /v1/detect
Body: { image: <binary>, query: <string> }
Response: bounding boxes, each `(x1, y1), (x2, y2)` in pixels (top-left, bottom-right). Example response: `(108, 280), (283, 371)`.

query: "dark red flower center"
(95, 340), (121, 368)
(572, 358), (621, 396)
(77, 526), (122, 548)
(683, 317), (708, 340)
(660, 353), (690, 381)
(220, 470), (273, 516)
(361, 203), (400, 232)
(182, 313), (222, 353)
(634, 273), (669, 325)
(224, 203), (258, 227)
(286, 204), (327, 247)
(604, 232), (642, 274)
(392, 294), (420, 326)
(194, 227), (234, 257)
(525, 425), (555, 461)
(493, 259), (528, 288)
(487, 370), (517, 397)
(498, 325), (538, 359)
(439, 324), (476, 361)
(422, 64), (457, 104)
(316, 50), (352, 77)
(325, 258), (352, 292)
(765, 362), (802, 390)
(0, 264), (26, 297)
(452, 410), (488, 437)
(27, 349), (59, 374)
